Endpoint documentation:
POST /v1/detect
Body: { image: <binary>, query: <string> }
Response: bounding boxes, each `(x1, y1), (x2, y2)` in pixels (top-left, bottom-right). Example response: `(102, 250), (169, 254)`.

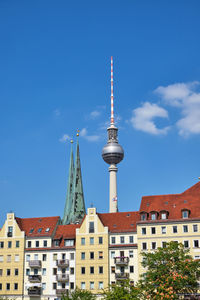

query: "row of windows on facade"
(25, 267), (75, 276)
(110, 266), (134, 273)
(80, 236), (103, 245)
(52, 282), (74, 290)
(110, 236), (134, 244)
(0, 283), (18, 291)
(140, 210), (190, 221)
(0, 268), (19, 276)
(26, 253), (74, 261)
(141, 224), (198, 235)
(80, 251), (104, 260)
(0, 240), (20, 248)
(141, 240), (200, 250)
(0, 255), (20, 262)
(81, 266), (104, 274)
(81, 281), (104, 290)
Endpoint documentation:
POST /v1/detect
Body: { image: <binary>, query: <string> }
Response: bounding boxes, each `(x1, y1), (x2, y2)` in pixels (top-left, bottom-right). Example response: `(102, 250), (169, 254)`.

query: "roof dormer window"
(140, 212), (148, 221)
(161, 213), (167, 220)
(150, 211), (158, 221)
(182, 210), (189, 219)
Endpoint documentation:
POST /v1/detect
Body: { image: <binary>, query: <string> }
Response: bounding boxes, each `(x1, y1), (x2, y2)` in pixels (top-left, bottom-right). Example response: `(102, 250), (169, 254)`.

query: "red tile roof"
(16, 216), (60, 237)
(139, 182), (200, 220)
(98, 211), (140, 232)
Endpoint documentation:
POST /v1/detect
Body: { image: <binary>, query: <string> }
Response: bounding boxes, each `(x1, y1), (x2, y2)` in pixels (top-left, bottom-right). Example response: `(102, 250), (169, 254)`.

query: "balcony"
(114, 257), (129, 265)
(29, 260), (42, 268)
(115, 273), (129, 280)
(56, 259), (69, 267)
(56, 274), (69, 282)
(28, 288), (41, 296)
(28, 275), (41, 283)
(56, 289), (68, 296)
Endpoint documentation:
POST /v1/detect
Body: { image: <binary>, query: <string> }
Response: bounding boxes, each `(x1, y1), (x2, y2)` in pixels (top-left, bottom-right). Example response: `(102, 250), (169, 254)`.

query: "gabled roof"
(98, 211), (140, 232)
(53, 224), (80, 247)
(139, 182), (200, 220)
(16, 216), (60, 237)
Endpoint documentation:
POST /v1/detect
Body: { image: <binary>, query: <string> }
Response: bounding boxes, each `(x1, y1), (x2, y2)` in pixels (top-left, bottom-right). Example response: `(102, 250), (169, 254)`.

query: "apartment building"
(0, 213), (25, 299)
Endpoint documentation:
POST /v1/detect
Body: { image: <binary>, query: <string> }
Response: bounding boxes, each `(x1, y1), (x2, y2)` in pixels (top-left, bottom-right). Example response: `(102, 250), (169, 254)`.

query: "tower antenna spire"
(111, 56), (114, 125)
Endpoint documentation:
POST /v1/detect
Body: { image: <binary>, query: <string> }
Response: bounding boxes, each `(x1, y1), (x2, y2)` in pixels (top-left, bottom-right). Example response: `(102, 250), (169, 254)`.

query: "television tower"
(102, 57), (124, 213)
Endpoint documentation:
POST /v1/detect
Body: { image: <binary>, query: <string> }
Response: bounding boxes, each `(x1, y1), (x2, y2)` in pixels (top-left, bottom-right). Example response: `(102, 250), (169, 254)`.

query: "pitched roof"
(16, 216), (60, 237)
(53, 224), (80, 247)
(139, 182), (200, 220)
(98, 211), (140, 232)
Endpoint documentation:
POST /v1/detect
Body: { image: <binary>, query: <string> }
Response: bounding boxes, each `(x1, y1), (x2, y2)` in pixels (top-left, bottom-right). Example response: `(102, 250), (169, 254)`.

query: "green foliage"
(139, 241), (200, 299)
(61, 288), (96, 300)
(103, 280), (142, 300)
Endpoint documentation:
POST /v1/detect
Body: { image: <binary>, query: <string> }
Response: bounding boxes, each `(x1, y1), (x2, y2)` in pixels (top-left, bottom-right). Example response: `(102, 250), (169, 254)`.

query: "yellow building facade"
(0, 213), (25, 299)
(75, 208), (109, 297)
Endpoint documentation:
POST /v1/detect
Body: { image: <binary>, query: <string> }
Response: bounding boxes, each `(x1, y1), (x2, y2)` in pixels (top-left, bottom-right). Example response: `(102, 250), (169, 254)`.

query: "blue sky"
(0, 0), (200, 226)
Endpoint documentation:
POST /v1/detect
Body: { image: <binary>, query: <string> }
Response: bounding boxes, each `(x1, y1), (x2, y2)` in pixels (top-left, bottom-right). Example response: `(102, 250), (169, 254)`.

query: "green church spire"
(69, 133), (86, 224)
(62, 140), (74, 225)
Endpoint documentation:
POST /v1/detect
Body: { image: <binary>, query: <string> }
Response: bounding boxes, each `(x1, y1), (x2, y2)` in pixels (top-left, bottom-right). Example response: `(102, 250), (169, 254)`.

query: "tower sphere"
(102, 142), (124, 165)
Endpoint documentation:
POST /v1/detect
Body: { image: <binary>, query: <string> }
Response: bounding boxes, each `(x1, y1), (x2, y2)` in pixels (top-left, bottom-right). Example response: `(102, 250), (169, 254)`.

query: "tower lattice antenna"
(111, 56), (114, 125)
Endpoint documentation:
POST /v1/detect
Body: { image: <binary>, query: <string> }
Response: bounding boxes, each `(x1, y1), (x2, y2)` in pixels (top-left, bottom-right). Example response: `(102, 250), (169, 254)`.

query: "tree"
(61, 288), (96, 300)
(103, 280), (142, 300)
(139, 241), (200, 299)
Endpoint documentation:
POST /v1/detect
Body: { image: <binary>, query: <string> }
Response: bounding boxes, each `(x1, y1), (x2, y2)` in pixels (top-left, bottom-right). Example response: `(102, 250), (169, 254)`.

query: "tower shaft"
(109, 164), (118, 212)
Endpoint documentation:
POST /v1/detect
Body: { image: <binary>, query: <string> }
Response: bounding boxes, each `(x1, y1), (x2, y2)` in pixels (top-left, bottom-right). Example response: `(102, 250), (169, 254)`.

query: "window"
(90, 282), (94, 290)
(90, 266), (94, 274)
(151, 227), (156, 234)
(34, 269), (38, 275)
(152, 242), (156, 250)
(142, 242), (147, 250)
(26, 269), (30, 275)
(0, 269), (2, 276)
(162, 242), (167, 248)
(54, 240), (60, 246)
(99, 237), (103, 244)
(184, 241), (189, 248)
(15, 241), (19, 248)
(90, 237), (94, 245)
(43, 254), (47, 261)
(38, 228), (42, 233)
(183, 225), (188, 233)
(34, 254), (38, 260)
(129, 250), (133, 258)
(99, 251), (103, 259)
(26, 255), (30, 262)
(81, 267), (85, 274)
(130, 266), (134, 273)
(0, 242), (4, 248)
(7, 269), (11, 276)
(141, 214), (146, 221)
(28, 241), (31, 248)
(81, 282), (85, 290)
(89, 222), (94, 233)
(194, 240), (199, 248)
(70, 267), (74, 275)
(8, 226), (13, 237)
(29, 228), (34, 234)
(42, 268), (46, 275)
(111, 251), (115, 259)
(129, 236), (134, 243)
(45, 227), (50, 232)
(0, 256), (3, 262)
(142, 228), (146, 235)
(99, 266), (103, 274)
(120, 236), (125, 244)
(173, 226), (177, 233)
(161, 226), (166, 234)
(6, 283), (10, 290)
(151, 213), (156, 220)
(52, 282), (57, 289)
(14, 283), (18, 290)
(8, 241), (12, 248)
(111, 266), (115, 273)
(99, 282), (103, 289)
(81, 238), (85, 245)
(90, 252), (94, 259)
(0, 284), (2, 290)
(193, 225), (198, 232)
(53, 254), (57, 261)
(111, 237), (116, 244)
(182, 210), (189, 219)
(42, 283), (46, 290)
(161, 213), (167, 220)
(43, 240), (47, 247)
(64, 239), (74, 246)
(70, 282), (74, 290)
(7, 255), (11, 262)
(35, 241), (39, 247)
(53, 268), (57, 275)
(81, 252), (85, 260)
(15, 269), (18, 276)
(70, 253), (74, 260)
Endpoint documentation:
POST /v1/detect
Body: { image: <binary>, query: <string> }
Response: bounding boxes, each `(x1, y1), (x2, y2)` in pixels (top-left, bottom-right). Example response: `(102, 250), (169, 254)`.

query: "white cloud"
(155, 81), (200, 137)
(131, 102), (170, 135)
(80, 128), (100, 142)
(90, 110), (101, 119)
(59, 134), (71, 143)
